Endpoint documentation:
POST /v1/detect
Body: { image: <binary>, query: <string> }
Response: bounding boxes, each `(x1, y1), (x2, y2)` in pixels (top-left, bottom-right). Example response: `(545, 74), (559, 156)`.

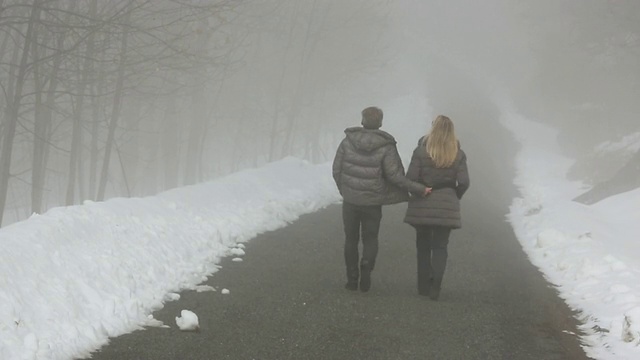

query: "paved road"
(87, 195), (590, 360)
(87, 114), (591, 359)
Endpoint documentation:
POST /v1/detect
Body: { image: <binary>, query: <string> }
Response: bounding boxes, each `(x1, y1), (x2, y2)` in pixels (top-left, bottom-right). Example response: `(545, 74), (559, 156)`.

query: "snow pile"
(505, 114), (640, 359)
(0, 157), (339, 360)
(175, 310), (199, 332)
(595, 132), (640, 155)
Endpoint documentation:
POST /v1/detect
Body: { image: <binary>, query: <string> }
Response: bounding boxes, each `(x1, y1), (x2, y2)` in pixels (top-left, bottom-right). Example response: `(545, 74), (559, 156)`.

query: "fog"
(1, 0), (638, 226)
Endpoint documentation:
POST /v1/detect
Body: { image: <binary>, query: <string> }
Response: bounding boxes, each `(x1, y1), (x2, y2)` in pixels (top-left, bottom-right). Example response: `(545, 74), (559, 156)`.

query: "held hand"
(423, 187), (432, 196)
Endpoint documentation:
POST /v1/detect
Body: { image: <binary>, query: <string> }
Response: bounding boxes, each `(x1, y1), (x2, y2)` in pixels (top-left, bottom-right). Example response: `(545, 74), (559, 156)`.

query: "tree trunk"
(183, 83), (206, 185)
(0, 18), (10, 143)
(97, 11), (130, 201)
(31, 25), (45, 214)
(35, 31), (66, 212)
(161, 97), (179, 190)
(0, 23), (21, 154)
(280, 0), (322, 158)
(88, 92), (101, 199)
(121, 102), (141, 194)
(142, 103), (160, 195)
(0, 0), (41, 225)
(65, 0), (96, 205)
(89, 31), (110, 199)
(184, 20), (212, 185)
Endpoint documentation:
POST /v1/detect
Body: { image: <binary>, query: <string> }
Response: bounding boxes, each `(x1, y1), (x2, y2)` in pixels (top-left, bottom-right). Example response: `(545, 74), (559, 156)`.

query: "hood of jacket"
(345, 127), (396, 152)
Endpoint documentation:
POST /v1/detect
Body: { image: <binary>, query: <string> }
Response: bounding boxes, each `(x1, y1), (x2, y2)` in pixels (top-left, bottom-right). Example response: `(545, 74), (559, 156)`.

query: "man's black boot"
(345, 282), (358, 291)
(345, 266), (359, 291)
(429, 277), (442, 301)
(359, 264), (372, 292)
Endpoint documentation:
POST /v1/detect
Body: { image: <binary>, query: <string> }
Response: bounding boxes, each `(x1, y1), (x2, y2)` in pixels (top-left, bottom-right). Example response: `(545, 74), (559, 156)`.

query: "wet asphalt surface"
(86, 195), (590, 360)
(87, 113), (592, 360)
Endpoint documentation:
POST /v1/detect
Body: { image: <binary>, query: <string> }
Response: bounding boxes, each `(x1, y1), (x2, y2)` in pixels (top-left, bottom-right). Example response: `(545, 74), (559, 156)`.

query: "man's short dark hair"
(361, 107), (383, 129)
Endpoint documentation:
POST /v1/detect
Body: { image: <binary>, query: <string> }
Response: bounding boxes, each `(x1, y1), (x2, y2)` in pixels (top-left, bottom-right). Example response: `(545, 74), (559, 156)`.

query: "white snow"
(595, 132), (640, 154)
(194, 285), (215, 293)
(505, 113), (640, 360)
(175, 310), (199, 332)
(1, 113), (639, 359)
(0, 157), (339, 360)
(220, 289), (230, 295)
(229, 248), (245, 256)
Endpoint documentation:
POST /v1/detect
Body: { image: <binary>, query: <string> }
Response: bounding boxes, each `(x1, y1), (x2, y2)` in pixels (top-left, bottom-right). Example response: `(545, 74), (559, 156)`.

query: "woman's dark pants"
(415, 225), (451, 298)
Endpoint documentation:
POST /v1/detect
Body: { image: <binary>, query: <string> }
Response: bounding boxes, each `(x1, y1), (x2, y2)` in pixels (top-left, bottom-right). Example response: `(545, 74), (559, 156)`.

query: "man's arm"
(382, 145), (427, 194)
(332, 141), (345, 194)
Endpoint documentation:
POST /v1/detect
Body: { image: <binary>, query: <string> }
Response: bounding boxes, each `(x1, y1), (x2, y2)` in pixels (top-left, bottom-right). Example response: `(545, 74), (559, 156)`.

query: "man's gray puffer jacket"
(332, 127), (425, 206)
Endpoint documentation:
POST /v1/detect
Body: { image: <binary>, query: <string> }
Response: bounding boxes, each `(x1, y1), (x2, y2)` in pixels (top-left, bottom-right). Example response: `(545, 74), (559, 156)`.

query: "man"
(332, 106), (429, 292)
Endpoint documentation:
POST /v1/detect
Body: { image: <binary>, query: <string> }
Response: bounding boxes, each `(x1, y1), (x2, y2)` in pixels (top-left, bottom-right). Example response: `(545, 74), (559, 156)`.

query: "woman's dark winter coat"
(332, 127), (425, 206)
(404, 137), (470, 228)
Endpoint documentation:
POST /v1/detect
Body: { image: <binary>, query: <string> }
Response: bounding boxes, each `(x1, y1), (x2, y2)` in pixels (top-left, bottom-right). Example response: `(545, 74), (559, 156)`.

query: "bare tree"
(0, 0), (394, 225)
(0, 0), (41, 224)
(96, 8), (131, 201)
(65, 0), (97, 205)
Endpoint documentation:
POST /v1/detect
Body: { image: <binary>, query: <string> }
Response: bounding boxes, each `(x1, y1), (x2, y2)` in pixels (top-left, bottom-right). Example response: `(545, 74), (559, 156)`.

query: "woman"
(404, 115), (470, 301)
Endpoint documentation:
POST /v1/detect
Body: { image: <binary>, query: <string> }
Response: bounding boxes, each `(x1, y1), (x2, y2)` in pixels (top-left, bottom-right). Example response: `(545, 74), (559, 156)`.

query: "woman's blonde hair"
(426, 115), (458, 168)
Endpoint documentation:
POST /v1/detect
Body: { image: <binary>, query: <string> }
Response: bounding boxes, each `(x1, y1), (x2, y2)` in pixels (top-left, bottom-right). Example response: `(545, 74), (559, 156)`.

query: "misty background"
(1, 0), (638, 226)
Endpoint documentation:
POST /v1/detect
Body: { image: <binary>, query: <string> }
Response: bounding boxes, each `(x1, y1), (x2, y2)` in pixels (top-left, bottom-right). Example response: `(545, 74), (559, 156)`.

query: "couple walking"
(332, 106), (470, 300)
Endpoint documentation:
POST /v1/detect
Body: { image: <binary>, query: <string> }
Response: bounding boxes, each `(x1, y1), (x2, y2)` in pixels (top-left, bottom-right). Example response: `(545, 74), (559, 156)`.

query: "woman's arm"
(455, 151), (470, 199)
(406, 148), (421, 182)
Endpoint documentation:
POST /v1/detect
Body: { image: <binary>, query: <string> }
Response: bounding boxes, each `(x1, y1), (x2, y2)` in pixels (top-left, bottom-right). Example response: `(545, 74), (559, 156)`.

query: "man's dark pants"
(342, 201), (382, 288)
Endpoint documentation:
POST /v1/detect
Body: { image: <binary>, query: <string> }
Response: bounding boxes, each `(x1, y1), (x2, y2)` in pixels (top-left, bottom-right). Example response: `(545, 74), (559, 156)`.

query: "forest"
(0, 0), (638, 226)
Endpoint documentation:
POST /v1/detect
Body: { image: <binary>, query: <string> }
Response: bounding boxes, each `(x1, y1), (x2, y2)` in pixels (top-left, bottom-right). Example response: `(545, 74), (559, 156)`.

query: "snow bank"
(0, 157), (339, 360)
(505, 114), (640, 359)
